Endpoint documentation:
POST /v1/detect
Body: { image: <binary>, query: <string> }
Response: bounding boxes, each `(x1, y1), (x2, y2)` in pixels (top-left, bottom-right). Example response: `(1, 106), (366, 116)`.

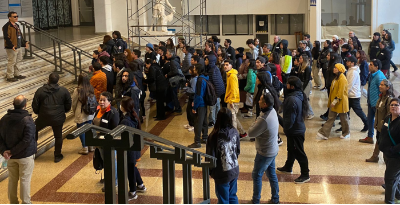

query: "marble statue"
(153, 0), (176, 32)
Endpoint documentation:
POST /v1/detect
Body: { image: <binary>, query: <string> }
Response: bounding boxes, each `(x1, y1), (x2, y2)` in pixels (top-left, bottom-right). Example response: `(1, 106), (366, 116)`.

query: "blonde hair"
(300, 54), (309, 71)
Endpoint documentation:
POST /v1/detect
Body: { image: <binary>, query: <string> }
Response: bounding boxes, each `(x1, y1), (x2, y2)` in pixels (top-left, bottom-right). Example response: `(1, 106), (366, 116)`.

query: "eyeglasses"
(390, 104), (400, 107)
(11, 16), (18, 18)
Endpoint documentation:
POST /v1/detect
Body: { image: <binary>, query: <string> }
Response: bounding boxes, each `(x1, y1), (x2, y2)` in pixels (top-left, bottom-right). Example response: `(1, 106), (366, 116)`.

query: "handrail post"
(53, 39), (58, 72)
(182, 163), (193, 204)
(58, 42), (63, 73)
(202, 167), (210, 202)
(78, 51), (82, 74)
(162, 159), (171, 204)
(27, 26), (33, 58)
(73, 49), (77, 83)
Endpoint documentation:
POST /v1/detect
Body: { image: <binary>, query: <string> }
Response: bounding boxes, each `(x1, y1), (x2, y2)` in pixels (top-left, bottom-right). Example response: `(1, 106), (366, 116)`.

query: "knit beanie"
(335, 63), (346, 73)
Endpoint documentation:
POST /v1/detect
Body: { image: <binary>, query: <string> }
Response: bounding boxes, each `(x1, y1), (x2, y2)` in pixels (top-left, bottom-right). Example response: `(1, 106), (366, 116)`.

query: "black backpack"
(93, 148), (103, 171)
(199, 77), (217, 106)
(81, 94), (98, 115)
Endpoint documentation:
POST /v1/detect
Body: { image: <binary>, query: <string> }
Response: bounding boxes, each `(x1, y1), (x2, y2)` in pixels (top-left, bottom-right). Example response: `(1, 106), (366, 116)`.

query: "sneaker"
(320, 114), (328, 121)
(335, 127), (342, 133)
(136, 185), (147, 193)
(359, 137), (374, 144)
(173, 110), (183, 116)
(276, 166), (293, 174)
(360, 125), (368, 133)
(208, 122), (214, 128)
(243, 112), (253, 118)
(78, 147), (89, 155)
(294, 176), (310, 184)
(267, 199), (280, 204)
(183, 124), (191, 129)
(240, 133), (248, 139)
(6, 78), (18, 82)
(88, 146), (95, 152)
(54, 154), (64, 163)
(340, 134), (350, 139)
(321, 122), (335, 127)
(128, 192), (138, 201)
(277, 137), (283, 146)
(14, 75), (26, 79)
(188, 143), (201, 148)
(316, 133), (328, 140)
(366, 156), (379, 163)
(187, 126), (194, 132)
(201, 139), (207, 144)
(306, 115), (314, 120)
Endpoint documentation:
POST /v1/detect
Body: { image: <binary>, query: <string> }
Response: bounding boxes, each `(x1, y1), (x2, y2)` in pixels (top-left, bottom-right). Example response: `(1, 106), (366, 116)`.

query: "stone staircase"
(0, 35), (104, 181)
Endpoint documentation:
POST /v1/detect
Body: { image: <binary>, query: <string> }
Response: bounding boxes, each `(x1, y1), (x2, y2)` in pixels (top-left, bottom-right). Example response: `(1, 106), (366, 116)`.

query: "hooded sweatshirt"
(280, 40), (291, 56)
(225, 69), (240, 104)
(206, 127), (240, 184)
(346, 66), (361, 98)
(101, 64), (114, 94)
(207, 54), (226, 97)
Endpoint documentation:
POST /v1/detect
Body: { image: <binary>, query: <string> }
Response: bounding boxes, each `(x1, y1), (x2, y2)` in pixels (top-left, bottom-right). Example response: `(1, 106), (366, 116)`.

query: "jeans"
(128, 162), (143, 193)
(194, 106), (208, 143)
(390, 60), (398, 71)
(348, 98), (368, 127)
(215, 178), (239, 204)
(303, 81), (314, 116)
(77, 120), (93, 147)
(7, 155), (34, 204)
(208, 97), (221, 124)
(252, 154), (279, 204)
(367, 105), (376, 138)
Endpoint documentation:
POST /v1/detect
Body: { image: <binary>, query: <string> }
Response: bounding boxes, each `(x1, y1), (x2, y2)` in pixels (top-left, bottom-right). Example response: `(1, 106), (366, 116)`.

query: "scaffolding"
(126, 0), (207, 49)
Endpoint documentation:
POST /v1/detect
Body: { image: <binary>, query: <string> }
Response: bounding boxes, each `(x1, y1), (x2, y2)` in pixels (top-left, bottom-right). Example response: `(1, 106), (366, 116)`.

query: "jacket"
(167, 56), (182, 78)
(250, 47), (259, 59)
(374, 94), (393, 132)
(114, 67), (128, 102)
(122, 81), (141, 115)
(226, 46), (236, 64)
(71, 88), (95, 124)
(332, 40), (340, 53)
(182, 52), (192, 76)
(90, 70), (108, 101)
(311, 47), (320, 61)
(102, 65), (114, 94)
(377, 47), (392, 71)
(32, 84), (72, 126)
(280, 40), (291, 56)
(206, 127), (240, 184)
(105, 39), (115, 56)
(379, 115), (400, 159)
(0, 109), (36, 159)
(145, 51), (156, 62)
(144, 63), (168, 92)
(114, 38), (127, 53)
(248, 107), (279, 157)
(387, 39), (396, 54)
(329, 73), (349, 113)
(346, 66), (361, 98)
(283, 90), (306, 136)
(176, 48), (185, 63)
(368, 70), (386, 107)
(207, 55), (225, 97)
(92, 105), (119, 130)
(193, 75), (208, 110)
(272, 40), (281, 54)
(119, 114), (141, 164)
(244, 68), (256, 94)
(186, 76), (198, 99)
(359, 60), (369, 86)
(298, 66), (312, 90)
(225, 69), (240, 104)
(368, 38), (381, 60)
(132, 69), (143, 91)
(237, 59), (249, 80)
(319, 46), (332, 70)
(353, 36), (362, 50)
(2, 21), (27, 49)
(235, 55), (243, 70)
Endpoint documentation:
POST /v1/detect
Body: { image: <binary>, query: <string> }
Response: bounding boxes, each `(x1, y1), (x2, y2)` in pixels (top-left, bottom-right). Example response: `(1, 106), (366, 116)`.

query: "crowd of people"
(1, 24), (400, 204)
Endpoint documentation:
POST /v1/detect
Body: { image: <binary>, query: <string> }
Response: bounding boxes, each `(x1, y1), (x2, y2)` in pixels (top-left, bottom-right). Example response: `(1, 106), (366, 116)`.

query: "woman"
(317, 64), (350, 140)
(119, 96), (147, 200)
(124, 49), (134, 63)
(366, 79), (394, 162)
(254, 38), (261, 53)
(72, 73), (95, 155)
(206, 108), (240, 204)
(348, 38), (358, 56)
(357, 50), (369, 88)
(312, 41), (321, 88)
(379, 98), (400, 204)
(298, 54), (314, 119)
(166, 38), (175, 51)
(270, 52), (282, 83)
(385, 32), (398, 72)
(103, 35), (115, 56)
(176, 40), (186, 63)
(332, 35), (340, 53)
(243, 59), (257, 117)
(320, 52), (341, 120)
(318, 40), (332, 91)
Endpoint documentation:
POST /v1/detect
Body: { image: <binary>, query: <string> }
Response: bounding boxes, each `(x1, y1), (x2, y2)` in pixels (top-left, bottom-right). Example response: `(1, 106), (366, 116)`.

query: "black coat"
(144, 63), (168, 92)
(32, 84), (72, 126)
(167, 56), (181, 78)
(105, 39), (115, 56)
(298, 66), (312, 90)
(377, 47), (392, 71)
(319, 46), (332, 70)
(226, 46), (236, 65)
(379, 115), (400, 159)
(93, 105), (120, 131)
(101, 67), (114, 94)
(283, 90), (306, 136)
(145, 51), (157, 62)
(0, 109), (37, 159)
(369, 39), (381, 60)
(119, 114), (141, 164)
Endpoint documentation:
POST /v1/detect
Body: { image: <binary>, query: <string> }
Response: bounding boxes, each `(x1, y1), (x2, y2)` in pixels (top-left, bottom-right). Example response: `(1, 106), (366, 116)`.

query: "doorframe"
(78, 0), (95, 26)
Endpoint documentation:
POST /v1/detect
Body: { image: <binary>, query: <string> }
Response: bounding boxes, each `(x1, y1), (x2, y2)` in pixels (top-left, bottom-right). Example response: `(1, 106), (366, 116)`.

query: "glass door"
(78, 0), (94, 26)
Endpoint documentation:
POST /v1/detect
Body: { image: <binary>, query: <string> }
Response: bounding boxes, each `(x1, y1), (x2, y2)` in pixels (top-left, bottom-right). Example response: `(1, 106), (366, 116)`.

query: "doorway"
(32, 0), (73, 29)
(79, 0), (94, 26)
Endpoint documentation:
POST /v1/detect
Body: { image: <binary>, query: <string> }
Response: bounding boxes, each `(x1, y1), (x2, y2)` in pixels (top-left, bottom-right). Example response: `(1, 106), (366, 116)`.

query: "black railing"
(67, 124), (216, 204)
(18, 21), (92, 82)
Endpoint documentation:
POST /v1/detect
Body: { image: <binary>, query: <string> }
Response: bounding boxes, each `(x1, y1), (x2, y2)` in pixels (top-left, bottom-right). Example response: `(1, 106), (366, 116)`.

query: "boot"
(366, 143), (380, 162)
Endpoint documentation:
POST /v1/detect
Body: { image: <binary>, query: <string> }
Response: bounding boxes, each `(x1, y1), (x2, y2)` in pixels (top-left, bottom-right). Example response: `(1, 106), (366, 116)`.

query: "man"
(157, 46), (167, 67)
(193, 49), (205, 68)
(359, 59), (386, 144)
(3, 12), (29, 82)
(206, 54), (225, 127)
(303, 34), (313, 51)
(145, 43), (156, 63)
(248, 92), (280, 204)
(121, 70), (141, 115)
(112, 31), (127, 54)
(369, 32), (381, 61)
(341, 44), (352, 69)
(277, 76), (310, 184)
(271, 36), (281, 53)
(90, 62), (107, 101)
(99, 56), (114, 94)
(262, 43), (272, 60)
(246, 39), (259, 59)
(165, 49), (183, 115)
(336, 56), (368, 133)
(113, 60), (128, 105)
(32, 73), (72, 163)
(0, 95), (36, 204)
(188, 64), (208, 148)
(159, 41), (166, 47)
(224, 39), (236, 66)
(382, 29), (388, 40)
(182, 46), (194, 80)
(349, 31), (362, 50)
(224, 60), (247, 138)
(377, 41), (392, 77)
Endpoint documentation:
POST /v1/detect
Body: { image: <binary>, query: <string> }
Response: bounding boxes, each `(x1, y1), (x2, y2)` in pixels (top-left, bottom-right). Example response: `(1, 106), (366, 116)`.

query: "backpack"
(81, 94), (98, 115)
(93, 148), (103, 171)
(112, 39), (126, 56)
(199, 77), (217, 106)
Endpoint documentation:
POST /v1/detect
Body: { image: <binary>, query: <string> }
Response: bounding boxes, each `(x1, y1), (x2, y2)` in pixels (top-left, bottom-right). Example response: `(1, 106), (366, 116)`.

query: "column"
(71, 0), (79, 26)
(309, 0), (321, 41)
(94, 0), (113, 34)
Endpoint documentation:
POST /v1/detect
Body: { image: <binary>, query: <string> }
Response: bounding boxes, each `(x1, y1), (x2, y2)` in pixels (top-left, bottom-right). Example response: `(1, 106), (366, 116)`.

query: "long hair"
(103, 35), (112, 44)
(209, 108), (233, 141)
(271, 52), (280, 64)
(328, 52), (339, 69)
(77, 73), (94, 106)
(382, 79), (394, 97)
(248, 59), (256, 70)
(357, 50), (368, 62)
(125, 49), (133, 62)
(120, 96), (141, 130)
(314, 41), (321, 51)
(300, 54), (309, 72)
(257, 72), (280, 111)
(287, 76), (309, 120)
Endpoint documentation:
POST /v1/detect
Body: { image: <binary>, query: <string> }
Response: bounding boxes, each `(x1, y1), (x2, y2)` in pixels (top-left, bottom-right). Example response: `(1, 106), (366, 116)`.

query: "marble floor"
(0, 71), (400, 204)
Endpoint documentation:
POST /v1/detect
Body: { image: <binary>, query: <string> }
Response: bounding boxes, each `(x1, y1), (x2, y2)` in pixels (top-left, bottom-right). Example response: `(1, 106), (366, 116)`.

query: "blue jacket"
(207, 55), (226, 97)
(359, 60), (369, 86)
(193, 75), (209, 110)
(368, 70), (386, 107)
